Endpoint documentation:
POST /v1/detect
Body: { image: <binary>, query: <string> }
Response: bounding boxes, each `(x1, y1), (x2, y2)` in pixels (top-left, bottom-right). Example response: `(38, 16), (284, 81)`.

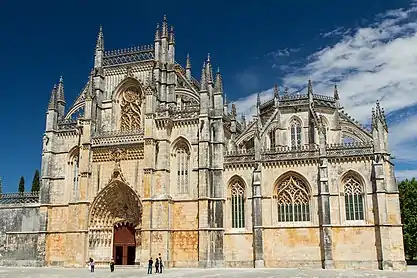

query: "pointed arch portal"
(88, 167), (142, 265)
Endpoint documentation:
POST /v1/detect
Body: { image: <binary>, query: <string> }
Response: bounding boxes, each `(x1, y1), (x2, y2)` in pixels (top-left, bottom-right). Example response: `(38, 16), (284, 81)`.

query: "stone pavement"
(0, 266), (416, 278)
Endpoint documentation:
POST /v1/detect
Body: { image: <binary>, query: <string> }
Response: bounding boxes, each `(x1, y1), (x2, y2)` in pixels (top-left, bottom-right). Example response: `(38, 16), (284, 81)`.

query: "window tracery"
(343, 175), (364, 221)
(275, 175), (310, 222)
(120, 87), (141, 131)
(290, 119), (302, 148)
(269, 129), (276, 149)
(174, 142), (190, 194)
(230, 180), (245, 228)
(68, 153), (79, 200)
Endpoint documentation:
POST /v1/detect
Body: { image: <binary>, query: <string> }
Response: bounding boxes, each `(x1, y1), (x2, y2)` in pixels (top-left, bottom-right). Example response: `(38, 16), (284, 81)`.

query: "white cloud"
(396, 170), (417, 180)
(233, 2), (417, 168)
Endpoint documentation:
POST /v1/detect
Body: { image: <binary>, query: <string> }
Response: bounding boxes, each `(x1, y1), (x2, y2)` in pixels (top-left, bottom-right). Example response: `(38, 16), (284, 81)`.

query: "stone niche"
(0, 204), (43, 266)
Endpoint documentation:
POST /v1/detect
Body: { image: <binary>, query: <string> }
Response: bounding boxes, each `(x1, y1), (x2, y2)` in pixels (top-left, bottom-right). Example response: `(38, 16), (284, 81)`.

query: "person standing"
(109, 257), (115, 272)
(155, 258), (160, 273)
(148, 257), (153, 274)
(158, 253), (163, 273)
(90, 258), (95, 272)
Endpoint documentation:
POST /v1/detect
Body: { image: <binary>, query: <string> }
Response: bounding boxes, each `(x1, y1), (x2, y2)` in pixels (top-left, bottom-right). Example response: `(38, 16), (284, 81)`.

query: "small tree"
(31, 170), (40, 192)
(18, 176), (25, 193)
(399, 177), (417, 260)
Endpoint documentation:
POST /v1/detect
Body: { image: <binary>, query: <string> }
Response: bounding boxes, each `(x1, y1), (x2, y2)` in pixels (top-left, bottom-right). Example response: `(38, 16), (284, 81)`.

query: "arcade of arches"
(88, 167), (142, 265)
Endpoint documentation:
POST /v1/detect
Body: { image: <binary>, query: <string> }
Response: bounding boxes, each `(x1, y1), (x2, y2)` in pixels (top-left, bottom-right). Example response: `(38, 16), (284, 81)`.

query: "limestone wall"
(0, 204), (43, 266)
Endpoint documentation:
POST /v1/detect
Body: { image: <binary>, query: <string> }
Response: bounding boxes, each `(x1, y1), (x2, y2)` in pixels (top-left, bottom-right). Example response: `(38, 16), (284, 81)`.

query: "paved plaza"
(0, 266), (417, 278)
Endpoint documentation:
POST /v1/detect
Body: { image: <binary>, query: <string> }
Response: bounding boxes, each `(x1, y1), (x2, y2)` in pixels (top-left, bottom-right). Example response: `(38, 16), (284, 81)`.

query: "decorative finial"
(231, 103), (237, 118)
(257, 92), (261, 107)
(205, 54), (213, 83)
(308, 79), (313, 95)
(186, 53), (191, 70)
(162, 14), (168, 38)
(96, 25), (104, 50)
(215, 67), (223, 92)
(48, 84), (57, 110)
(56, 76), (65, 103)
(274, 83), (279, 98)
(169, 25), (175, 44)
(155, 23), (160, 41)
(284, 87), (289, 95)
(200, 62), (207, 91)
(333, 84), (339, 100)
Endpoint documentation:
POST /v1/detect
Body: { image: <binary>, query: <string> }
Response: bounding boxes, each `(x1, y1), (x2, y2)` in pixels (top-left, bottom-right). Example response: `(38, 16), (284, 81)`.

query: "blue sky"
(0, 0), (416, 192)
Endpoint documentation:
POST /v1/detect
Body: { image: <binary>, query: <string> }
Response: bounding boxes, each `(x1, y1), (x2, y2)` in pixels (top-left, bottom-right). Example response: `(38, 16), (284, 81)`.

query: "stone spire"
(161, 14), (168, 38)
(205, 53), (213, 84)
(56, 76), (65, 103)
(200, 62), (207, 91)
(333, 84), (339, 100)
(48, 85), (57, 110)
(0, 176), (2, 195)
(96, 25), (104, 50)
(308, 79), (313, 101)
(155, 23), (160, 41)
(215, 67), (223, 93)
(169, 26), (175, 45)
(94, 26), (104, 75)
(185, 53), (192, 80)
(274, 83), (279, 98)
(231, 103), (237, 118)
(241, 114), (246, 130)
(256, 91), (261, 117)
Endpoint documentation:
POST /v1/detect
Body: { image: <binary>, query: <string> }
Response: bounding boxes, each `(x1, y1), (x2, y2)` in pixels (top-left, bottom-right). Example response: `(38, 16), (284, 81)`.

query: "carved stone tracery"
(120, 87), (142, 131)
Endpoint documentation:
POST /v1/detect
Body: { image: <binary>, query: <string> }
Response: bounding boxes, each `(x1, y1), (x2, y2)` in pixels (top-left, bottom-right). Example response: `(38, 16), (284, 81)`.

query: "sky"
(0, 0), (416, 192)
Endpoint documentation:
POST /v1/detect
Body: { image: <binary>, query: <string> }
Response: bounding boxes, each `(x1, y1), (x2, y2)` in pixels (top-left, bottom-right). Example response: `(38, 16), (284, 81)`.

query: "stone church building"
(0, 16), (406, 270)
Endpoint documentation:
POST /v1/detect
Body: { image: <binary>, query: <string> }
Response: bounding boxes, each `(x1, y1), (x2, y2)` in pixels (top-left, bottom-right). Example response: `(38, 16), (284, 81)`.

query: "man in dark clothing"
(148, 257), (153, 274)
(109, 257), (115, 272)
(158, 253), (163, 273)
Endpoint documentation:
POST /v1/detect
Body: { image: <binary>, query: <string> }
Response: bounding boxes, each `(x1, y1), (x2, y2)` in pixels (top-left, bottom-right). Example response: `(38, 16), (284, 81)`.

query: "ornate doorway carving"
(88, 163), (142, 263)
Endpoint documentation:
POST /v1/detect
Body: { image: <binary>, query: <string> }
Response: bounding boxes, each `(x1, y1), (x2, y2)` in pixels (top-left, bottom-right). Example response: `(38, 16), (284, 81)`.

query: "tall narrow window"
(276, 175), (310, 222)
(231, 180), (245, 228)
(290, 119), (302, 148)
(176, 146), (189, 194)
(269, 129), (276, 149)
(343, 175), (364, 221)
(73, 155), (79, 199)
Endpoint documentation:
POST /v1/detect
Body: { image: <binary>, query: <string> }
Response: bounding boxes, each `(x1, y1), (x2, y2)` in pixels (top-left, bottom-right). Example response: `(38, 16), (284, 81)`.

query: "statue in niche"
(120, 87), (142, 131)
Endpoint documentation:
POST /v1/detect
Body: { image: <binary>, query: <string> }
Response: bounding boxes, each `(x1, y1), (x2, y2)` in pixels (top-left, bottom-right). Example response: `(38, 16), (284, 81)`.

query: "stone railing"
(313, 94), (335, 102)
(156, 104), (200, 119)
(326, 142), (374, 157)
(224, 149), (255, 164)
(103, 45), (154, 66)
(92, 129), (144, 147)
(0, 192), (39, 205)
(262, 144), (320, 161)
(58, 118), (78, 130)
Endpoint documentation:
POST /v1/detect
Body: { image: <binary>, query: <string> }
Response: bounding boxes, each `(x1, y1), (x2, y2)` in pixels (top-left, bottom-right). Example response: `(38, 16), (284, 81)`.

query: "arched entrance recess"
(88, 165), (142, 265)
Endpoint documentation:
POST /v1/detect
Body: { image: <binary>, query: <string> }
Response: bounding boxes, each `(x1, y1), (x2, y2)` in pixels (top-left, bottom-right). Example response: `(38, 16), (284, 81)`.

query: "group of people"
(86, 254), (163, 274)
(147, 253), (164, 274)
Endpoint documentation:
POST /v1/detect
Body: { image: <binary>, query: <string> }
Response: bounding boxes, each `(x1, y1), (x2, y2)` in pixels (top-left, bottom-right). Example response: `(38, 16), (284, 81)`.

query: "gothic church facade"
(38, 16), (406, 270)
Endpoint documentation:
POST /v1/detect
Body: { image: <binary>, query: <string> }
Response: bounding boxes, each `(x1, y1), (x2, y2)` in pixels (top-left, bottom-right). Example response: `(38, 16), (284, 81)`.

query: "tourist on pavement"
(159, 253), (163, 273)
(148, 257), (153, 274)
(110, 257), (115, 272)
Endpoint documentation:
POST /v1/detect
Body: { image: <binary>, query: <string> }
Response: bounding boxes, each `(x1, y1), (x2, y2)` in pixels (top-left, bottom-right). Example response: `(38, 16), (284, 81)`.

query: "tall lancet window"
(269, 129), (276, 149)
(230, 179), (245, 228)
(73, 156), (79, 197)
(175, 143), (190, 194)
(343, 174), (365, 221)
(290, 119), (302, 148)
